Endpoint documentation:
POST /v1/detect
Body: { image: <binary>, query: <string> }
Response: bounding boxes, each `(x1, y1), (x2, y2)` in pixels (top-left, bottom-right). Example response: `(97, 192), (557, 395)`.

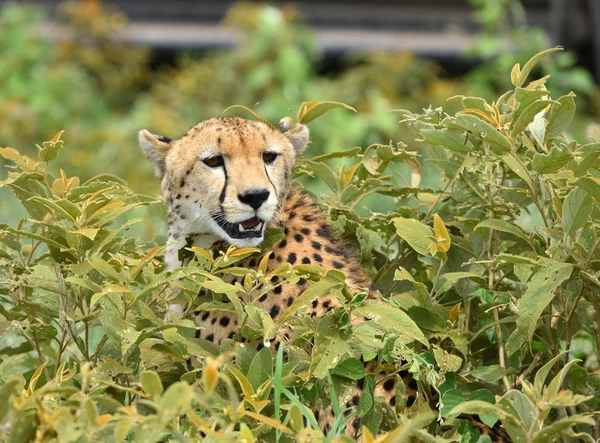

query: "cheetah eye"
(202, 155), (224, 168)
(262, 152), (279, 164)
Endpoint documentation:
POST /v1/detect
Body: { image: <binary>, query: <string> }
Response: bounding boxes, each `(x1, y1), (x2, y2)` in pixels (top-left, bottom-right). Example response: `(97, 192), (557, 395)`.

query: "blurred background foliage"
(1, 0), (599, 227)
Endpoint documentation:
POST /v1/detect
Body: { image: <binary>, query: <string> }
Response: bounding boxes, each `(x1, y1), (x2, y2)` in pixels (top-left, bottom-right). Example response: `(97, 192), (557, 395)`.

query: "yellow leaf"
(229, 247), (261, 257)
(362, 426), (375, 443)
(50, 130), (65, 143)
(27, 361), (48, 396)
(243, 410), (294, 435)
(72, 228), (99, 241)
(87, 201), (125, 221)
(203, 357), (220, 392)
(188, 246), (215, 263)
(122, 406), (137, 416)
(245, 399), (270, 413)
(188, 412), (228, 440)
(457, 108), (499, 126)
(340, 162), (361, 188)
(258, 251), (271, 274)
(106, 283), (130, 293)
(95, 414), (112, 426)
(240, 423), (256, 443)
(289, 403), (303, 432)
(225, 364), (255, 398)
(433, 214), (451, 253)
(448, 303), (461, 326)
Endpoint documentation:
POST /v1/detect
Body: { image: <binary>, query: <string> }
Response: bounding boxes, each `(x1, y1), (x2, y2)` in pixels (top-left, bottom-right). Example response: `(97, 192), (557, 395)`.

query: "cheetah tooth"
(239, 224), (246, 232)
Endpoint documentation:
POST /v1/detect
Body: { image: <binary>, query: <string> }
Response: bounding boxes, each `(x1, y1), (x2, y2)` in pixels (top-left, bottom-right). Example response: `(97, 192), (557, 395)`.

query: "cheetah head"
(139, 117), (309, 247)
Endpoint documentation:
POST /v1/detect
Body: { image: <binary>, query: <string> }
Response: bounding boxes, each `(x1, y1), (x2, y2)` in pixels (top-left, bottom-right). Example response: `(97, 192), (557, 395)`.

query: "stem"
(350, 190), (378, 209)
(517, 353), (541, 387)
(590, 288), (600, 363)
(425, 158), (466, 219)
(29, 326), (51, 381)
(84, 323), (90, 361)
(429, 261), (445, 301)
(492, 307), (511, 392)
(92, 334), (109, 364)
(26, 240), (42, 266)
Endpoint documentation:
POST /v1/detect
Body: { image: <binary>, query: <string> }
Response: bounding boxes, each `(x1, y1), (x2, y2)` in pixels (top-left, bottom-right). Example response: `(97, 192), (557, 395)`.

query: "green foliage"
(1, 48), (599, 441)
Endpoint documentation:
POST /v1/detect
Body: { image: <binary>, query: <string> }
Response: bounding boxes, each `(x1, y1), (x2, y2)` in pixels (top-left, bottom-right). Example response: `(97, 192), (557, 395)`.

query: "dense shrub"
(1, 49), (599, 441)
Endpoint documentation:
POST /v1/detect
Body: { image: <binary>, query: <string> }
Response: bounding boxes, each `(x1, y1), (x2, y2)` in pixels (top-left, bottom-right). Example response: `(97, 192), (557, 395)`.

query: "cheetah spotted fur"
(138, 117), (510, 441)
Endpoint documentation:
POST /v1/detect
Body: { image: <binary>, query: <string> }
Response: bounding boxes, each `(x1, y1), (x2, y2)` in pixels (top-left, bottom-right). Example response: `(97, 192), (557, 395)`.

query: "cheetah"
(138, 117), (509, 441)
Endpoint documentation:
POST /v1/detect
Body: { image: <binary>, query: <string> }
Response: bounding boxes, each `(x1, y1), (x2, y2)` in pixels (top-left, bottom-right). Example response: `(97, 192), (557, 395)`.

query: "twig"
(492, 306), (511, 392)
(517, 353), (541, 387)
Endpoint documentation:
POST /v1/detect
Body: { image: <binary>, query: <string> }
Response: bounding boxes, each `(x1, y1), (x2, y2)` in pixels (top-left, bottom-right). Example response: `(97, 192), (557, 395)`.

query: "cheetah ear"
(284, 124), (309, 155)
(138, 129), (173, 178)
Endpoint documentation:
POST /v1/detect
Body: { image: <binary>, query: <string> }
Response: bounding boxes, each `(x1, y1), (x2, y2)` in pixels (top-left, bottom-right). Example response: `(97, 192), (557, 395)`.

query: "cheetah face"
(139, 117), (309, 247)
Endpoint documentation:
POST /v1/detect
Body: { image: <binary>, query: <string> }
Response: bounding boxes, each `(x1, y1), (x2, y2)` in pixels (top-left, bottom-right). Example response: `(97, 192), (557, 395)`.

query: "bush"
(1, 49), (599, 441)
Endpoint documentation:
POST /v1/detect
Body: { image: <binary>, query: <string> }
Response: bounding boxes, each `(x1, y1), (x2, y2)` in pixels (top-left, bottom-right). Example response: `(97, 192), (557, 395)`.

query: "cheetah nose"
(238, 189), (270, 210)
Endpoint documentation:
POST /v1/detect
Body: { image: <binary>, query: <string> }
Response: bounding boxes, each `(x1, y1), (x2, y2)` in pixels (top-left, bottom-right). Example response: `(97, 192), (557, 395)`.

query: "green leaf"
(533, 351), (568, 402)
(331, 357), (366, 380)
(498, 390), (537, 436)
(354, 303), (428, 346)
(502, 154), (533, 188)
(440, 388), (465, 418)
(393, 217), (434, 256)
(532, 145), (573, 174)
(505, 258), (573, 355)
(518, 47), (563, 87)
(545, 359), (582, 404)
(302, 160), (339, 191)
(562, 188), (593, 234)
(450, 400), (528, 443)
(37, 131), (65, 161)
(297, 101), (356, 124)
(420, 129), (471, 153)
(27, 196), (77, 223)
(356, 374), (375, 417)
(280, 271), (344, 322)
(248, 347), (273, 391)
(7, 408), (38, 443)
(433, 347), (462, 372)
(544, 92), (576, 142)
(569, 143), (600, 176)
(469, 389), (497, 428)
(140, 371), (164, 399)
(308, 147), (361, 162)
(530, 415), (595, 443)
(0, 378), (21, 423)
(475, 219), (530, 242)
(87, 257), (122, 283)
(65, 277), (103, 293)
(574, 177), (600, 203)
(434, 272), (486, 295)
(311, 315), (350, 379)
(513, 88), (549, 122)
(469, 365), (515, 383)
(163, 328), (188, 358)
(454, 114), (511, 153)
(262, 228), (285, 249)
(408, 306), (445, 331)
(511, 99), (554, 137)
(157, 382), (192, 422)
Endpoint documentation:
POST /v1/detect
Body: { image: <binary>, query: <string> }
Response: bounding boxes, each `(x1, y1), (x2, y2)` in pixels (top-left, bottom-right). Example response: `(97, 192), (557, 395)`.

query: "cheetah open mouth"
(212, 214), (264, 239)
